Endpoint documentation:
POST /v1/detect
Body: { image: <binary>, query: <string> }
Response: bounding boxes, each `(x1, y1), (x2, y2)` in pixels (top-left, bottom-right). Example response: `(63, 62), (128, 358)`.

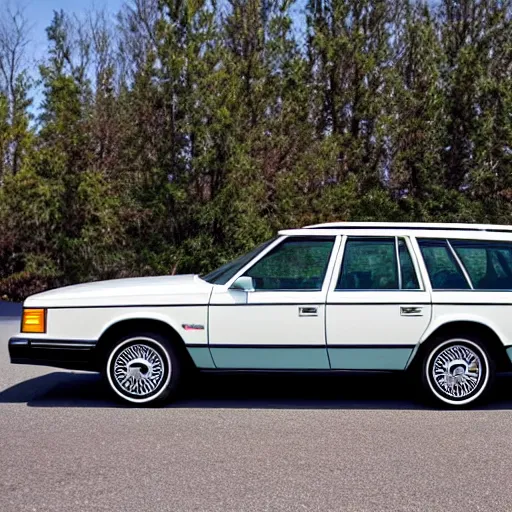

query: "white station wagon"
(9, 222), (512, 407)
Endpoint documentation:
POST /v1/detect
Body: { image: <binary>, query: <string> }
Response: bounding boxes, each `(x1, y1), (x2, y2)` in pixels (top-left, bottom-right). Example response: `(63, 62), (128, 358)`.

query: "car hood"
(24, 275), (214, 308)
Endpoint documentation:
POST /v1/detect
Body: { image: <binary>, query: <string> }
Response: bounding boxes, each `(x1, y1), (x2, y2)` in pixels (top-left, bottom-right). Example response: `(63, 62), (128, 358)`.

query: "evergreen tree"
(1, 0), (512, 300)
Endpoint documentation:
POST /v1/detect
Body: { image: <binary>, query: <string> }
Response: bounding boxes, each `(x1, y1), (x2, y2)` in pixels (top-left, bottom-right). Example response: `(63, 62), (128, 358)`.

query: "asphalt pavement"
(2, 313), (512, 511)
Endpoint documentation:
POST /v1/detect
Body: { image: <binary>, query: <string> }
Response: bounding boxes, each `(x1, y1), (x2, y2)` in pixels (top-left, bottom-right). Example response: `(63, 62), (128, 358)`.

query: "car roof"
(277, 222), (512, 241)
(304, 222), (512, 232)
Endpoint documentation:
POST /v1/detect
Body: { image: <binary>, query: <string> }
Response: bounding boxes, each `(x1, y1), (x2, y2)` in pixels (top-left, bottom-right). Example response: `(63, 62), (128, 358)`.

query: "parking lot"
(2, 315), (512, 511)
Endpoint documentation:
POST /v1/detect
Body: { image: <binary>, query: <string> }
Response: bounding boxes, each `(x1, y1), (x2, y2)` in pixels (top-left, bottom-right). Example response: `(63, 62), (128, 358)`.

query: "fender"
(419, 310), (508, 347)
(97, 309), (208, 346)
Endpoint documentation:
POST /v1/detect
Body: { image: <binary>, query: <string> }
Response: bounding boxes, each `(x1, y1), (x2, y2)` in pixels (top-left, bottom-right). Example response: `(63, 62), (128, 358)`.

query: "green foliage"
(1, 0), (512, 300)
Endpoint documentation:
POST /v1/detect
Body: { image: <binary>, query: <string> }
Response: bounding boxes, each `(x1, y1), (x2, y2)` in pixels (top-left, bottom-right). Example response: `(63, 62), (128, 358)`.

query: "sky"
(4, 0), (307, 114)
(14, 0), (307, 65)
(2, 0), (124, 113)
(18, 0), (124, 63)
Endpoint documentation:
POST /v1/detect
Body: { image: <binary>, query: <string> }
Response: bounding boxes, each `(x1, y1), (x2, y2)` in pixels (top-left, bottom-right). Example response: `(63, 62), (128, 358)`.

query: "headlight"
(21, 308), (46, 334)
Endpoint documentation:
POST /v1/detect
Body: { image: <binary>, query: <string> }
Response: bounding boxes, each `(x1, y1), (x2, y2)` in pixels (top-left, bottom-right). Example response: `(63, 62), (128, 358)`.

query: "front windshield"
(201, 237), (278, 285)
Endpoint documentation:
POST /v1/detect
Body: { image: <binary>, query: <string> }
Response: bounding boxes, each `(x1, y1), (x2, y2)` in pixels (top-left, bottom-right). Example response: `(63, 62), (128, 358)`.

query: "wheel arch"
(409, 319), (511, 372)
(94, 315), (195, 371)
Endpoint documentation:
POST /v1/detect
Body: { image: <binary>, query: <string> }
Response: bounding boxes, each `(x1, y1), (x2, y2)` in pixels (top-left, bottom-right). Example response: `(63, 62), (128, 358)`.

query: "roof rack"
(303, 222), (512, 233)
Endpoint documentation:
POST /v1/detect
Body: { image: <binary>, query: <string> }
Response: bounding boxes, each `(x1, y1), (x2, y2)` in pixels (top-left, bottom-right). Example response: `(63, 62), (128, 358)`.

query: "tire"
(105, 331), (182, 406)
(420, 334), (495, 408)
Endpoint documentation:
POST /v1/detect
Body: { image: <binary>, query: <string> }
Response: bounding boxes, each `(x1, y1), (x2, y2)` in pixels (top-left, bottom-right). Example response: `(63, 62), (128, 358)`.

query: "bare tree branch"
(0, 2), (32, 103)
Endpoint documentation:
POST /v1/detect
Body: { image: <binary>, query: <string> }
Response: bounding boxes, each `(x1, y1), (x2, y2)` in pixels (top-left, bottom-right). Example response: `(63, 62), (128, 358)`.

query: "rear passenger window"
(338, 238), (398, 290)
(418, 239), (470, 290)
(337, 237), (419, 290)
(450, 240), (512, 290)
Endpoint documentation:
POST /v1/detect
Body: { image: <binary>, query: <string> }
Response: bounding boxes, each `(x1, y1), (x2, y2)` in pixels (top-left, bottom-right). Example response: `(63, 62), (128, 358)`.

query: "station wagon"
(9, 222), (512, 407)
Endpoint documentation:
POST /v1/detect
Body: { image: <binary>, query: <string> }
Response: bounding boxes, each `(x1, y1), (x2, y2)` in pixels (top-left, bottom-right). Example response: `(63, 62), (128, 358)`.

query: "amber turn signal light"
(21, 309), (46, 333)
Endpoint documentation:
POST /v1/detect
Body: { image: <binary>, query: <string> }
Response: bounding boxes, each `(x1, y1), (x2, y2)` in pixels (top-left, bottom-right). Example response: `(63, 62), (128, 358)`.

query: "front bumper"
(9, 337), (98, 371)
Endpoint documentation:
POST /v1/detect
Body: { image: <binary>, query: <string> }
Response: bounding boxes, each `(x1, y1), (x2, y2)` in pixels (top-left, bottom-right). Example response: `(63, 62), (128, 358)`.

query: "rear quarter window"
(450, 240), (512, 290)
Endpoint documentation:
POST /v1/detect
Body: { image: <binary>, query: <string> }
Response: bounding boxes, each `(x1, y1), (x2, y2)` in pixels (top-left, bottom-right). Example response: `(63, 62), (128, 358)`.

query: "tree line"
(0, 0), (511, 300)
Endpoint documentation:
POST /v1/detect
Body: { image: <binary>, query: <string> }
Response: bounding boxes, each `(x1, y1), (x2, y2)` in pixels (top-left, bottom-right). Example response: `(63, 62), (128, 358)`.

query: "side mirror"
(230, 276), (255, 292)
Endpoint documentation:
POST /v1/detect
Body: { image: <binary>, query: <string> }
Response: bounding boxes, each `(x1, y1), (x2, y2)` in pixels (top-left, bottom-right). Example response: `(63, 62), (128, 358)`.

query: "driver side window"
(244, 237), (335, 291)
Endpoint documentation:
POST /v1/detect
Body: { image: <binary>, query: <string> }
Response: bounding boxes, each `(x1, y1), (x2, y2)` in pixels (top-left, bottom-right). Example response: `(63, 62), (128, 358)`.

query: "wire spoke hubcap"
(113, 343), (165, 396)
(432, 345), (482, 399)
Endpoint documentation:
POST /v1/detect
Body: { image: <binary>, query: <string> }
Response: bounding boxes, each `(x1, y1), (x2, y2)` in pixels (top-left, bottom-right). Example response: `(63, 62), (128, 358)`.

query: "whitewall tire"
(105, 332), (181, 405)
(421, 336), (494, 408)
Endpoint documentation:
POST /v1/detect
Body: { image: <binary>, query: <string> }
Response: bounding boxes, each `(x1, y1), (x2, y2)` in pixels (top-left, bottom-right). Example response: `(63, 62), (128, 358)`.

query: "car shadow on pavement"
(2, 371), (512, 409)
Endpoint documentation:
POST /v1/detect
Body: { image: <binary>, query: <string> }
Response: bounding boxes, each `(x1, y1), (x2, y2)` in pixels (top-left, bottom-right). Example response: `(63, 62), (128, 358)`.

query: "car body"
(8, 222), (512, 407)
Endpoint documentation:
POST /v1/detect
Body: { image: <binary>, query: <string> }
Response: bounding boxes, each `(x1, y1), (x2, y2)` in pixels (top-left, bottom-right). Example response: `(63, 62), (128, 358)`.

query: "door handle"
(400, 306), (423, 316)
(299, 306), (318, 317)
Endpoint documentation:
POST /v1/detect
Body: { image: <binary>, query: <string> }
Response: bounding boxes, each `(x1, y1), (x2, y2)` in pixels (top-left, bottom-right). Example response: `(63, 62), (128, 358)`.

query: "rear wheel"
(105, 332), (182, 406)
(421, 335), (494, 408)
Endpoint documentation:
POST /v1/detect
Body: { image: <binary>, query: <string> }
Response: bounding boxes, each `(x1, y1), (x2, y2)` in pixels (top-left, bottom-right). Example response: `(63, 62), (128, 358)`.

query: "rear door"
(326, 236), (432, 370)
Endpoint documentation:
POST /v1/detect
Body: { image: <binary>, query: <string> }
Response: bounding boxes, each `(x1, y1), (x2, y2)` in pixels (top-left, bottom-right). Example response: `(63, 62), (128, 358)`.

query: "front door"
(326, 236), (432, 370)
(208, 236), (339, 369)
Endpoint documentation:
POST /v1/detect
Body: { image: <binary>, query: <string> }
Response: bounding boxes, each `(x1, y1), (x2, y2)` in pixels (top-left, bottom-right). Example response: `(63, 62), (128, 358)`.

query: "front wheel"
(421, 336), (495, 408)
(105, 332), (182, 406)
